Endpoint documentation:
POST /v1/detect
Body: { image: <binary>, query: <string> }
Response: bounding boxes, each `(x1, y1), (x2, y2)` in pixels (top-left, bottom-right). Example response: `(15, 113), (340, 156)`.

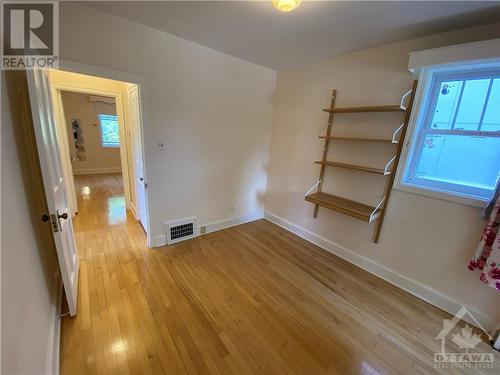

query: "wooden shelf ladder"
(306, 80), (418, 243)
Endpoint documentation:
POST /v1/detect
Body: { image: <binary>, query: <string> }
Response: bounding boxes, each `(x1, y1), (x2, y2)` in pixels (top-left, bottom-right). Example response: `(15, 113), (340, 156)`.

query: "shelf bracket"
(399, 89), (412, 110)
(370, 196), (386, 222)
(375, 80), (419, 243)
(318, 122), (333, 138)
(384, 155), (396, 175)
(305, 180), (322, 196)
(391, 123), (404, 143)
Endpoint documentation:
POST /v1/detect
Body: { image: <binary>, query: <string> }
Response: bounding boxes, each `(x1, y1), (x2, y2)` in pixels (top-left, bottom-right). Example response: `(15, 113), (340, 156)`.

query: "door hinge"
(50, 214), (59, 233)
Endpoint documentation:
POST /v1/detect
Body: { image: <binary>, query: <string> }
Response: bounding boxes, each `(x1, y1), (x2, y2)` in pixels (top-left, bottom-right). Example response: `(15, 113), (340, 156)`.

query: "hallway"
(61, 174), (498, 375)
(61, 173), (148, 374)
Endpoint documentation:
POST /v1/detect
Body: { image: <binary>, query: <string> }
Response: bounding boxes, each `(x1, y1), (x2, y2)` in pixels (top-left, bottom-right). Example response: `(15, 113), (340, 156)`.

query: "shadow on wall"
(256, 161), (269, 208)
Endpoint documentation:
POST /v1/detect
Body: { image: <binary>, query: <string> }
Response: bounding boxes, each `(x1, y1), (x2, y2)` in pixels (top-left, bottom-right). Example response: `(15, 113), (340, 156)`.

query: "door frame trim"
(51, 83), (131, 214)
(56, 59), (153, 247)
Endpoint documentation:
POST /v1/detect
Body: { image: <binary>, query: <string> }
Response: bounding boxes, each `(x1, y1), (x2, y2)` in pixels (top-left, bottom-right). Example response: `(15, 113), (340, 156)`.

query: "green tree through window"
(99, 114), (120, 147)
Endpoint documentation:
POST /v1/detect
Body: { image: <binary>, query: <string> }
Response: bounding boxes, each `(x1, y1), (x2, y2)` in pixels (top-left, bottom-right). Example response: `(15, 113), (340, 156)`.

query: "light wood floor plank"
(61, 174), (499, 375)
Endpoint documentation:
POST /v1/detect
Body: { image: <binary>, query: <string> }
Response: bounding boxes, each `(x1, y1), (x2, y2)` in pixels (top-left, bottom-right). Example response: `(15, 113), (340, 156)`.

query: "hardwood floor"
(61, 174), (499, 375)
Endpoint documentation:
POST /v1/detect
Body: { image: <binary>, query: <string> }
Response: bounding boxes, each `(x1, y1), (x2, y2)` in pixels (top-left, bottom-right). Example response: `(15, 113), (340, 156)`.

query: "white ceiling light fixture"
(273, 0), (302, 13)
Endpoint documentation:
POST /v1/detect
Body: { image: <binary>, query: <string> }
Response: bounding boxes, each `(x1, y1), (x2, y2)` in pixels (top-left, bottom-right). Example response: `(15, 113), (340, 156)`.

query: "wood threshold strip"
(323, 105), (405, 113)
(305, 192), (381, 222)
(319, 136), (397, 143)
(314, 160), (389, 175)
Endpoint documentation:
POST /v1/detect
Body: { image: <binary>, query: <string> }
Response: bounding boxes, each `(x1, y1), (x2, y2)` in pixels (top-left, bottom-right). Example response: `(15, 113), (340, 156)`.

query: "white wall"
(59, 2), (277, 245)
(1, 71), (60, 374)
(61, 91), (121, 175)
(265, 23), (500, 331)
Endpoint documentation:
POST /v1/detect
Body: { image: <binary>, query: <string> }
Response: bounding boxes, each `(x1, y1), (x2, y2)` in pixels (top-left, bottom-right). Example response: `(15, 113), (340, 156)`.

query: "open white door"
(128, 86), (148, 232)
(27, 68), (79, 316)
(50, 86), (78, 217)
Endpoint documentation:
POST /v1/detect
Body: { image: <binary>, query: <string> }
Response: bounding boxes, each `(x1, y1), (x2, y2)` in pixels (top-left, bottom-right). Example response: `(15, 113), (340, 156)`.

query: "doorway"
(48, 69), (149, 236)
(26, 63), (151, 317)
(59, 90), (130, 228)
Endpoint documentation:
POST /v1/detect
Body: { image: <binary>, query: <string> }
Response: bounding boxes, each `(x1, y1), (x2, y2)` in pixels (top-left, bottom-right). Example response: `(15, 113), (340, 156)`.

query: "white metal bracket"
(391, 123), (404, 143)
(384, 155), (397, 175)
(399, 89), (412, 110)
(370, 196), (386, 222)
(305, 180), (322, 196)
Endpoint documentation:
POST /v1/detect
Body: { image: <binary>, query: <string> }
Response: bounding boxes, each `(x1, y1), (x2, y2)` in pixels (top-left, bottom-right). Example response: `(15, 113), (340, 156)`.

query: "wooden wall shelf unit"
(305, 81), (418, 243)
(314, 160), (389, 175)
(305, 192), (382, 223)
(319, 136), (398, 143)
(323, 105), (406, 113)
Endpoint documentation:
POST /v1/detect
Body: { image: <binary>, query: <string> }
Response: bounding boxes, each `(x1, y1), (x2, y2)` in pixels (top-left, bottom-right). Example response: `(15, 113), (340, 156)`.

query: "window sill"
(393, 181), (488, 208)
(101, 145), (120, 149)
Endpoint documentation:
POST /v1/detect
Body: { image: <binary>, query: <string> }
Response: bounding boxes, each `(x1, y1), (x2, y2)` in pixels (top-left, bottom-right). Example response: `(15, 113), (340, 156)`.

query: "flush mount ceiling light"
(273, 0), (302, 12)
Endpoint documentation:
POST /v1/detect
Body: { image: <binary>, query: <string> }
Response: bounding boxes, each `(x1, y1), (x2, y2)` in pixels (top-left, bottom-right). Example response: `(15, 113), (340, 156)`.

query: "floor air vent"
(165, 217), (196, 244)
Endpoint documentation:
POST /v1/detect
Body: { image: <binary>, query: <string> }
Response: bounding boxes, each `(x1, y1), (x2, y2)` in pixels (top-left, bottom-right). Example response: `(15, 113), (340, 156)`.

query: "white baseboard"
(264, 211), (497, 333)
(153, 212), (264, 248)
(46, 279), (62, 375)
(154, 234), (167, 248)
(130, 202), (138, 221)
(197, 211), (264, 236)
(73, 167), (122, 175)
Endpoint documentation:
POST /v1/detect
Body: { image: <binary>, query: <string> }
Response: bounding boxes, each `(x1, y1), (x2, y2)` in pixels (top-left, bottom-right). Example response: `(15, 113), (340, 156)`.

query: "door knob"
(58, 212), (68, 220)
(139, 177), (144, 181)
(42, 214), (49, 222)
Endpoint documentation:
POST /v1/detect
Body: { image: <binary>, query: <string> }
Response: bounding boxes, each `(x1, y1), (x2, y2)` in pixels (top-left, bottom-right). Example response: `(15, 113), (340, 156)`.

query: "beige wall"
(266, 23), (500, 331)
(61, 91), (121, 174)
(60, 3), (277, 245)
(1, 71), (60, 374)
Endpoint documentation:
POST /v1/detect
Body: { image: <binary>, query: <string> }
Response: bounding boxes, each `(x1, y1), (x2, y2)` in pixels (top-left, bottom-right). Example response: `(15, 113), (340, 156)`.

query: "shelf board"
(323, 105), (405, 113)
(315, 160), (389, 175)
(305, 192), (381, 222)
(319, 136), (397, 143)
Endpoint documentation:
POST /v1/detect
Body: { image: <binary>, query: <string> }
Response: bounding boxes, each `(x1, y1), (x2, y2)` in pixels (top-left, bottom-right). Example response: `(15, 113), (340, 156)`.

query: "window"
(98, 114), (120, 148)
(401, 67), (500, 204)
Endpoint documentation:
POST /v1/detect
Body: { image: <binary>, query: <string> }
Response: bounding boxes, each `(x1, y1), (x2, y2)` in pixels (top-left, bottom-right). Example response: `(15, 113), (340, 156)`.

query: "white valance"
(408, 38), (500, 73)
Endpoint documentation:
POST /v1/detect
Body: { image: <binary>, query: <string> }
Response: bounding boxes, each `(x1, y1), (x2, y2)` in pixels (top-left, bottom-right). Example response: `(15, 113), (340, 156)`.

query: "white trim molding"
(57, 59), (154, 248)
(264, 211), (496, 333)
(154, 234), (167, 248)
(409, 38), (500, 73)
(394, 58), (500, 208)
(197, 211), (264, 236)
(45, 279), (63, 375)
(153, 212), (264, 247)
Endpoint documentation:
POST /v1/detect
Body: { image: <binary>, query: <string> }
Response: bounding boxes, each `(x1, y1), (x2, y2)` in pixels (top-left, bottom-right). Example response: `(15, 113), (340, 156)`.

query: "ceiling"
(84, 1), (500, 71)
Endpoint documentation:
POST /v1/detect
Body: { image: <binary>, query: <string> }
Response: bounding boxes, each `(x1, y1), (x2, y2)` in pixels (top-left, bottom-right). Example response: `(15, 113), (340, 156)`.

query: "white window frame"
(98, 114), (120, 148)
(395, 61), (500, 207)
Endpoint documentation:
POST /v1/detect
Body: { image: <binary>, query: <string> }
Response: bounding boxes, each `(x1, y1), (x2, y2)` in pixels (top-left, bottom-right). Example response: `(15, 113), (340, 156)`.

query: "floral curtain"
(468, 193), (500, 291)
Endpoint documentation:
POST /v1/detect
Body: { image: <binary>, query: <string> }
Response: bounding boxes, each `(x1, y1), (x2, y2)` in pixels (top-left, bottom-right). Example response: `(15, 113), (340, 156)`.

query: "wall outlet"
(157, 140), (166, 151)
(200, 226), (206, 234)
